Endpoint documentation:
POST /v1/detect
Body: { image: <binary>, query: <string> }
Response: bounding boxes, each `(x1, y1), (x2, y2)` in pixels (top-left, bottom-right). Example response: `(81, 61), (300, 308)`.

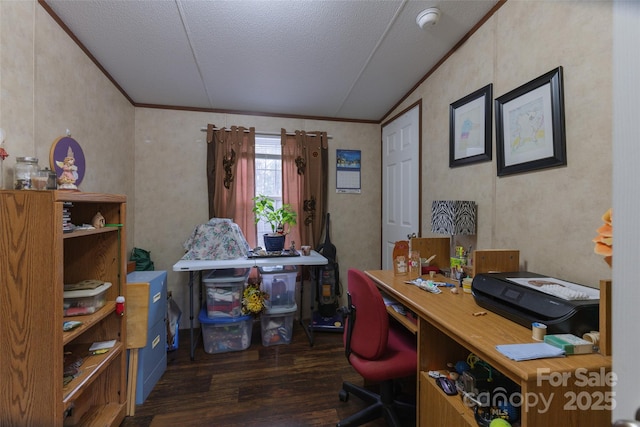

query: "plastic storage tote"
(63, 282), (112, 317)
(198, 307), (253, 354)
(203, 268), (250, 318)
(258, 265), (298, 309)
(260, 304), (297, 346)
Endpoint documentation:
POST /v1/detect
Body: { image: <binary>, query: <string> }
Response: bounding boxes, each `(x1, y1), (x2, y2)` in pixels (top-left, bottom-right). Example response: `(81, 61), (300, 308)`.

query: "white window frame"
(254, 135), (282, 248)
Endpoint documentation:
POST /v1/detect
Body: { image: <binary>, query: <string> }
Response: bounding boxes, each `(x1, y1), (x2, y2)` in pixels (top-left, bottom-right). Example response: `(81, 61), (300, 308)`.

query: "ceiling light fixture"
(416, 7), (441, 30)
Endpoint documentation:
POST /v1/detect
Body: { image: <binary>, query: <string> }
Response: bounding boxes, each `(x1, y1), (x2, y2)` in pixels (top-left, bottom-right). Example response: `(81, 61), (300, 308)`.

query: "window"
(254, 135), (282, 247)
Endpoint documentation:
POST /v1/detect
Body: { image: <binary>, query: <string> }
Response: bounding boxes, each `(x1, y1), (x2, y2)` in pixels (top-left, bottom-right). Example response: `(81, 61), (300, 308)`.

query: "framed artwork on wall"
(495, 67), (566, 176)
(449, 83), (492, 167)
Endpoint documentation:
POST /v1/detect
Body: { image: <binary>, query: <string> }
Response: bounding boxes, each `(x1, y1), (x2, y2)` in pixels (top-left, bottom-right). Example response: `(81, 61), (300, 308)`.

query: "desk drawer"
(127, 270), (167, 326)
(136, 319), (167, 404)
(136, 352), (167, 405)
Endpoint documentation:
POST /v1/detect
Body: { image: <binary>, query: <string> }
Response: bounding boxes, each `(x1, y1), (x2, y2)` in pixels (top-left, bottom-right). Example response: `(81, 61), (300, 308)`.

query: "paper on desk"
(496, 342), (566, 361)
(382, 296), (396, 306)
(89, 340), (116, 352)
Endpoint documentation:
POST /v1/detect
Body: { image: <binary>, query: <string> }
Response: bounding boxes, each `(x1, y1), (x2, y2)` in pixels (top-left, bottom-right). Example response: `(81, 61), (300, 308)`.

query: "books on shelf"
(62, 201), (73, 233)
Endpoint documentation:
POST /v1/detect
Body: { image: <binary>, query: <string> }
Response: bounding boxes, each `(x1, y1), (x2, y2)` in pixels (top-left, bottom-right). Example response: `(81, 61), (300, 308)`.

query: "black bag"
(130, 247), (155, 271)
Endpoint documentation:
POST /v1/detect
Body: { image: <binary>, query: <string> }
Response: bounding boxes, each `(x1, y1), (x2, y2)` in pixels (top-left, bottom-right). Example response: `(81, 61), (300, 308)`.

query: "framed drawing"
(495, 67), (566, 176)
(449, 83), (492, 167)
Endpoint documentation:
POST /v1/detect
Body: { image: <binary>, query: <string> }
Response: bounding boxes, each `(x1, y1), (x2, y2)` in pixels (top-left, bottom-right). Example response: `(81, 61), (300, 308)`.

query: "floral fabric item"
(182, 218), (250, 260)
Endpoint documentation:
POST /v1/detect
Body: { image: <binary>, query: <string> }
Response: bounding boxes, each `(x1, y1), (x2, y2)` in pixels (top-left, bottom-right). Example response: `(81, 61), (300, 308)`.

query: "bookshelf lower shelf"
(63, 341), (124, 409)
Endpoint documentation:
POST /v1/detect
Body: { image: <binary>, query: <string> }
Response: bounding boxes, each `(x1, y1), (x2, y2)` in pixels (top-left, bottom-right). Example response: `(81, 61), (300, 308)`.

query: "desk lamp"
(431, 200), (477, 269)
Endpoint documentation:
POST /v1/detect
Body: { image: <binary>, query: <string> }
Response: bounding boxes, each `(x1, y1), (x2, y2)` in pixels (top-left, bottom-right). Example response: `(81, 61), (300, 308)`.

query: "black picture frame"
(495, 67), (566, 176)
(449, 83), (492, 167)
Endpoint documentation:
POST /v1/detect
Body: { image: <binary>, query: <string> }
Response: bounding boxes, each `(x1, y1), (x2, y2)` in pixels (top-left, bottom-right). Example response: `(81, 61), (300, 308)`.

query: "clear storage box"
(198, 308), (253, 354)
(203, 268), (250, 318)
(258, 265), (298, 309)
(63, 282), (112, 317)
(260, 304), (297, 346)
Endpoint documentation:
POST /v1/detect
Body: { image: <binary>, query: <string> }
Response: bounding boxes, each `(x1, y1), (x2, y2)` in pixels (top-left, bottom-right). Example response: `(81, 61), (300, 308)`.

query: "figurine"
(92, 212), (105, 228)
(56, 146), (78, 190)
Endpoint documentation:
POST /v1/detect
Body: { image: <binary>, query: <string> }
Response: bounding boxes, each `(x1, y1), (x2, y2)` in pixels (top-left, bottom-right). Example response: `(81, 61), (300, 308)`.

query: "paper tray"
(247, 250), (300, 258)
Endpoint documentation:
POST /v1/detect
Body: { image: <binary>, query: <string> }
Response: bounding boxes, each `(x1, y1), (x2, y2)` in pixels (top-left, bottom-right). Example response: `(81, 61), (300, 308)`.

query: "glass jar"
(42, 167), (58, 190)
(14, 157), (39, 190)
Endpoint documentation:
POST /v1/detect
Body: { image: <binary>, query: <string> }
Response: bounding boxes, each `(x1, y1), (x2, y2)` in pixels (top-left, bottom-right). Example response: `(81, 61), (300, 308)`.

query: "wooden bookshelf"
(0, 191), (127, 427)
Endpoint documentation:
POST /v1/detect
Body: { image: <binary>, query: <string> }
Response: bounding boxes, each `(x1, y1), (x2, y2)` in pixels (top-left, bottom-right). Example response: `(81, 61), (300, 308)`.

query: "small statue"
(56, 146), (78, 190)
(92, 212), (105, 228)
(289, 241), (296, 252)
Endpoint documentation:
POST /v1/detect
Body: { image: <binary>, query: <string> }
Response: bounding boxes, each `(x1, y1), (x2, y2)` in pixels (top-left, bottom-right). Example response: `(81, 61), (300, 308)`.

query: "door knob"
(613, 408), (640, 426)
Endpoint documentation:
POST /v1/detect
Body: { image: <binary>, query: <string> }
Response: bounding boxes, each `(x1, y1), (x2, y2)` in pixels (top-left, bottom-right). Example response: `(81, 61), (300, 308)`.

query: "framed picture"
(449, 83), (492, 167)
(495, 67), (566, 176)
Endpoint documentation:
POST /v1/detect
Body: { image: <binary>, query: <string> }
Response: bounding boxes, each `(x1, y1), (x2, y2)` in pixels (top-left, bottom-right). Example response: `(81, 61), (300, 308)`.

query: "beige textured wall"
(389, 0), (612, 288)
(1, 0), (612, 326)
(134, 108), (381, 316)
(0, 3), (135, 242)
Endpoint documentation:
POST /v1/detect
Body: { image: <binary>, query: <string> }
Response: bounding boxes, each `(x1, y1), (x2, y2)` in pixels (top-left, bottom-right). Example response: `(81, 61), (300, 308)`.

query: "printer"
(471, 271), (599, 337)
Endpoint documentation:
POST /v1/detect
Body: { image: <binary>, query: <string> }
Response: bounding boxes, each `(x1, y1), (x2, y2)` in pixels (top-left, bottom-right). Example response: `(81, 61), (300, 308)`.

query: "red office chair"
(337, 269), (417, 427)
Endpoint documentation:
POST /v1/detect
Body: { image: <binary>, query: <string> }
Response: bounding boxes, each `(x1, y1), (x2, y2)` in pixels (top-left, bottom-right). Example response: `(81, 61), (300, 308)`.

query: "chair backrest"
(345, 269), (389, 360)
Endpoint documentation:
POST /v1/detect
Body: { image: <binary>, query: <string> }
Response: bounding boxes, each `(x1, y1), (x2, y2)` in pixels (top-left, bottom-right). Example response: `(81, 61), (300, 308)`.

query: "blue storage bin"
(198, 308), (253, 354)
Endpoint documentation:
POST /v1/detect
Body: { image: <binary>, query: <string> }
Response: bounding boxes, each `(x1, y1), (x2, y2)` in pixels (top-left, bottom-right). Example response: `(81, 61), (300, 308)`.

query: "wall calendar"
(336, 149), (361, 194)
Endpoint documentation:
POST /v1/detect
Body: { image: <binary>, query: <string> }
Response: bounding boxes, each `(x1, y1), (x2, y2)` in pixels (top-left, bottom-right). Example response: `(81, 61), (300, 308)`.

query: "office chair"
(336, 269), (417, 427)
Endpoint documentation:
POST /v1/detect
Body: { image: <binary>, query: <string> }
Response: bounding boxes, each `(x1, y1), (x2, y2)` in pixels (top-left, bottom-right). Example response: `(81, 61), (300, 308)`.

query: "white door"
(381, 104), (421, 270)
(612, 0), (640, 424)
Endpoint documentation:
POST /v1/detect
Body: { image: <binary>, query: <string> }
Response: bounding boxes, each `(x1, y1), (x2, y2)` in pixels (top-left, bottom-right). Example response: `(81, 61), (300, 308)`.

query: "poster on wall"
(336, 149), (361, 194)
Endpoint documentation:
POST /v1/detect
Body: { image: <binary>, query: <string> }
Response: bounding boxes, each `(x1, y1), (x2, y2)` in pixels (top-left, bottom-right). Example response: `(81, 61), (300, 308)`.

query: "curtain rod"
(200, 127), (332, 139)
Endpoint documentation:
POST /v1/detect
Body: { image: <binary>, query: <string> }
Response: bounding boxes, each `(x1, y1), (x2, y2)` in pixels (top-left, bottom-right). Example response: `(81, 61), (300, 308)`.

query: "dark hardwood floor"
(120, 320), (415, 427)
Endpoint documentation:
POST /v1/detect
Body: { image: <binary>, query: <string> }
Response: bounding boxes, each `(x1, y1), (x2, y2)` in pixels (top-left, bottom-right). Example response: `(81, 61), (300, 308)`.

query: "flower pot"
(263, 234), (286, 252)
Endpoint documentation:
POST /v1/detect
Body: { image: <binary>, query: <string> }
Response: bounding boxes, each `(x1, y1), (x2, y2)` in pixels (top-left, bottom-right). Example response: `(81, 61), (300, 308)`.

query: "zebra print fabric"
(430, 200), (477, 235)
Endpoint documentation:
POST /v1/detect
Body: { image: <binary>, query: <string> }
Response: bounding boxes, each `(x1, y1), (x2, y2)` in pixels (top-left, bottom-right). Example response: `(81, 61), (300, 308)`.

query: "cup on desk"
(31, 170), (49, 190)
(462, 277), (472, 293)
(301, 245), (311, 256)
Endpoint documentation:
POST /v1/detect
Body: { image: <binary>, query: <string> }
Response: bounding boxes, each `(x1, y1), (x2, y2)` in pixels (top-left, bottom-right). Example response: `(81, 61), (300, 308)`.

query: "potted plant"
(252, 194), (297, 252)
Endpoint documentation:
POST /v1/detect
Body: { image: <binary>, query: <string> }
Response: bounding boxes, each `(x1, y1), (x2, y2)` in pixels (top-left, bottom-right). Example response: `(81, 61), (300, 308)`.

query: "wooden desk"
(365, 270), (612, 427)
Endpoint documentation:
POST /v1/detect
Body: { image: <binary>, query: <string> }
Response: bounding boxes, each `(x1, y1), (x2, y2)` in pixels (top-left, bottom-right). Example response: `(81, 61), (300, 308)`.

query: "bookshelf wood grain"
(0, 190), (127, 427)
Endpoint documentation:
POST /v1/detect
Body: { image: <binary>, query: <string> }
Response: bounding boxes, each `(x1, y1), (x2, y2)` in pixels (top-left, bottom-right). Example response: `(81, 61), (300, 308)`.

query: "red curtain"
(206, 124), (257, 248)
(281, 129), (328, 249)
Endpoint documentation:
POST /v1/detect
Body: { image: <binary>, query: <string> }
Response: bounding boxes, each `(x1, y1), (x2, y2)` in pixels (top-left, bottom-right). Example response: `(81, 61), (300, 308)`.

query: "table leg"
(299, 268), (317, 346)
(126, 349), (139, 415)
(188, 271), (195, 361)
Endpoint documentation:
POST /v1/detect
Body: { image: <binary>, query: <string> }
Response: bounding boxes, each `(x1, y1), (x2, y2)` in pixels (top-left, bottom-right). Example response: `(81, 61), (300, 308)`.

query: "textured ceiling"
(43, 0), (500, 122)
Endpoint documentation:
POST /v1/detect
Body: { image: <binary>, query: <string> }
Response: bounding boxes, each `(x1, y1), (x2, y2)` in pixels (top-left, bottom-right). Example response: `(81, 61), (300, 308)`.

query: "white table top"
(172, 250), (328, 271)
